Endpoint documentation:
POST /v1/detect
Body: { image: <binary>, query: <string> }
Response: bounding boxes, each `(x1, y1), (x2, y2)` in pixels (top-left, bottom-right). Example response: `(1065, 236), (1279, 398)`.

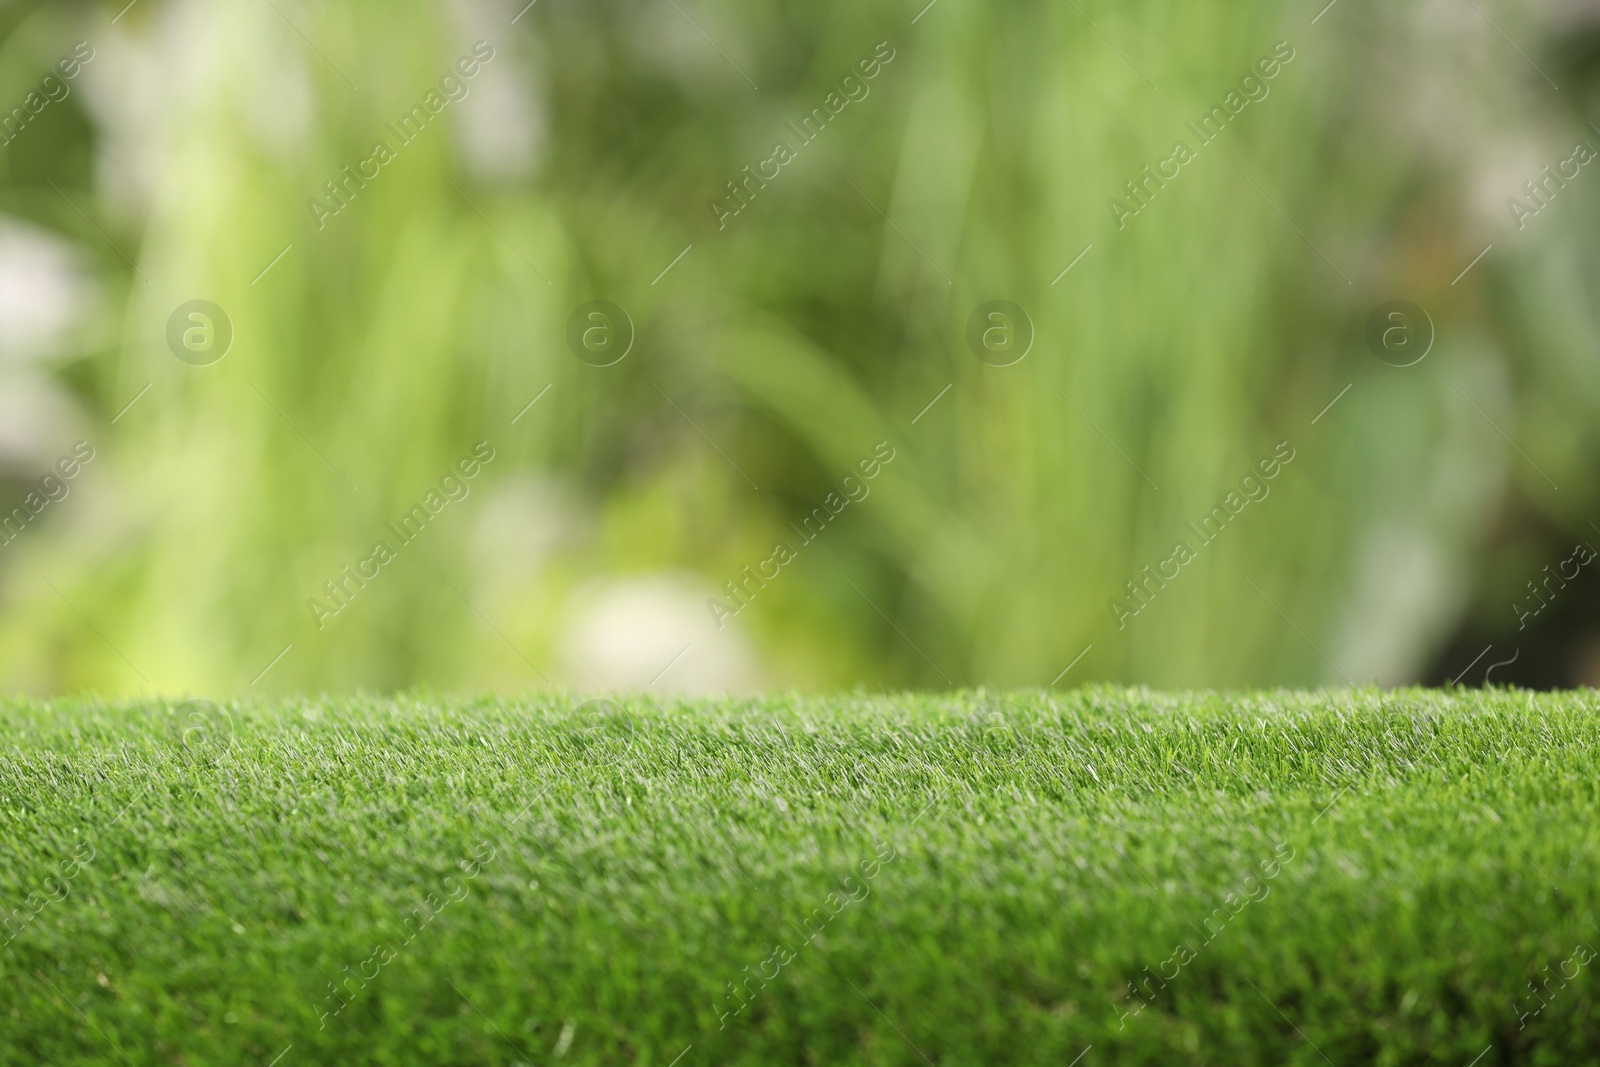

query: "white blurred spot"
(470, 474), (579, 588)
(0, 219), (95, 366)
(557, 572), (757, 694)
(242, 52), (315, 163)
(456, 67), (544, 182)
(0, 377), (83, 473)
(1334, 523), (1460, 686)
(449, 0), (545, 181)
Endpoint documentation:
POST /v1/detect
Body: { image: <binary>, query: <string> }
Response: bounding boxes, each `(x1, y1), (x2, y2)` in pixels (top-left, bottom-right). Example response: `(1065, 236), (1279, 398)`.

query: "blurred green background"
(0, 0), (1597, 696)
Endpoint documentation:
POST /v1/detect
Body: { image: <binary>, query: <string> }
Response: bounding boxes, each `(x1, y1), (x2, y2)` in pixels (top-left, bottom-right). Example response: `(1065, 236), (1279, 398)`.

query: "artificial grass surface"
(1, 688), (1597, 1065)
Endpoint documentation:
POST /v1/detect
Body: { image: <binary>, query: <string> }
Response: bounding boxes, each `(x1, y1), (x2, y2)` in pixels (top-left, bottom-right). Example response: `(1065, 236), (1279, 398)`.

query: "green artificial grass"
(1, 688), (1597, 1065)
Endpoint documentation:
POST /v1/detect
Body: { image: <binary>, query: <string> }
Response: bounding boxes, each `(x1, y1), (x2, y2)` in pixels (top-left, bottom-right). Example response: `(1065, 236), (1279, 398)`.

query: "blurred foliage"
(0, 0), (1597, 695)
